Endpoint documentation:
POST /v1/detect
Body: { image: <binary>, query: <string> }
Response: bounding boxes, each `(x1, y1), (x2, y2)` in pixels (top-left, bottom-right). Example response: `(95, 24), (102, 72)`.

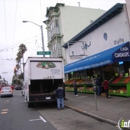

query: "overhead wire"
(4, 0), (7, 48)
(1, 0), (7, 68)
(11, 0), (18, 59)
(39, 0), (42, 22)
(0, 0), (43, 81)
(0, 34), (41, 52)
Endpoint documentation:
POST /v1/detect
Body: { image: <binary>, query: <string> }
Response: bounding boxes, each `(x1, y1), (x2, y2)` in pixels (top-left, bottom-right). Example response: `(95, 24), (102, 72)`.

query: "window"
(50, 19), (60, 37)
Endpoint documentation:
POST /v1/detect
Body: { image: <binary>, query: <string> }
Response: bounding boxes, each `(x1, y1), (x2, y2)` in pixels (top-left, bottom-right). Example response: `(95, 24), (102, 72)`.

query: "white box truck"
(24, 57), (64, 107)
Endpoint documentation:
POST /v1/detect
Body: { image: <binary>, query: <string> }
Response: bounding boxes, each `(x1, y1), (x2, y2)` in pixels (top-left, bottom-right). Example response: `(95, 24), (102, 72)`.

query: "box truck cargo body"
(24, 57), (64, 107)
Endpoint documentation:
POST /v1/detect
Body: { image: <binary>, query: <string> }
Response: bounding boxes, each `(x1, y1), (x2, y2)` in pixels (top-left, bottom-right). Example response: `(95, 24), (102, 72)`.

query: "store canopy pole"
(94, 92), (98, 111)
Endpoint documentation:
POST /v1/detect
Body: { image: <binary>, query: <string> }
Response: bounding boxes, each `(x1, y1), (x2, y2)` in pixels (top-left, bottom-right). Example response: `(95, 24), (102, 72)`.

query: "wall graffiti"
(81, 41), (91, 50)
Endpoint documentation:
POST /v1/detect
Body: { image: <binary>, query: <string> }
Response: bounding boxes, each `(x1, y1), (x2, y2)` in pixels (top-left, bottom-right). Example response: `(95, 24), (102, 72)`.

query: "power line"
(0, 35), (41, 52)
(12, 0), (18, 58)
(4, 0), (7, 48)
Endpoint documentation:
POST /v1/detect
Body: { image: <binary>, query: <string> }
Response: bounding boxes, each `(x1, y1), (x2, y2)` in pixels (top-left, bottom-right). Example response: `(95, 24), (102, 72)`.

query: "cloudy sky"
(0, 0), (125, 83)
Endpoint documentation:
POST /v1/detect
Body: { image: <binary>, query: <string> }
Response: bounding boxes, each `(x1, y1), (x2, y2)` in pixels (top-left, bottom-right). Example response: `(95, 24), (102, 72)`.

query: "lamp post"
(22, 20), (45, 56)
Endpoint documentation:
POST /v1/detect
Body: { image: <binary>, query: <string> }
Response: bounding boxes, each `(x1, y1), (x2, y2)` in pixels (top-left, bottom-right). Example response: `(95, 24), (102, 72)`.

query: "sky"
(0, 0), (125, 83)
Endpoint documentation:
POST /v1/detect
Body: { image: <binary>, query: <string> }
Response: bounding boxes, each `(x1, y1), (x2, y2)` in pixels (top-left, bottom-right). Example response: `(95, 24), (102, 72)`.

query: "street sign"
(37, 51), (51, 55)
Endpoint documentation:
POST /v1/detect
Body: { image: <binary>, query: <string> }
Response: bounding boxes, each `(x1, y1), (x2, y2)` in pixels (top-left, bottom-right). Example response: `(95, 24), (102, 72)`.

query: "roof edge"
(63, 3), (124, 49)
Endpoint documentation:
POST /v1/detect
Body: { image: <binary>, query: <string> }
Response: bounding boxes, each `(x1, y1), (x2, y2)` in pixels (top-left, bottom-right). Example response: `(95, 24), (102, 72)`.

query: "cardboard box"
(101, 93), (106, 97)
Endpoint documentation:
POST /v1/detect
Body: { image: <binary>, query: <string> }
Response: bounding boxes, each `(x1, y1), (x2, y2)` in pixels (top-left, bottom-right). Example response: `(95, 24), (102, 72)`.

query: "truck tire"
(27, 102), (34, 108)
(27, 102), (31, 108)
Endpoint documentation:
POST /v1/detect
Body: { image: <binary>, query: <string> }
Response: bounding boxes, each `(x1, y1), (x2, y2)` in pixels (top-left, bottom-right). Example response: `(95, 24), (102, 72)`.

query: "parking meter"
(93, 85), (96, 92)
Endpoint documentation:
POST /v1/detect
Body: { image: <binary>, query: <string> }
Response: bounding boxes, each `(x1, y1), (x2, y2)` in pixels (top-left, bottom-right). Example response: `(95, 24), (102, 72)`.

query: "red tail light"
(9, 90), (12, 92)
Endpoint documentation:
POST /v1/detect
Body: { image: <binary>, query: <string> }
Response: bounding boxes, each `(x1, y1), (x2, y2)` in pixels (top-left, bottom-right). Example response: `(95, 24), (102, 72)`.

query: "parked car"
(15, 85), (22, 90)
(0, 86), (13, 97)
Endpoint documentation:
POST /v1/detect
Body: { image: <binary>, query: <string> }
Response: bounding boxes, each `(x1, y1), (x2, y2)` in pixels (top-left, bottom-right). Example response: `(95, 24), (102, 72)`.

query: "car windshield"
(2, 87), (11, 90)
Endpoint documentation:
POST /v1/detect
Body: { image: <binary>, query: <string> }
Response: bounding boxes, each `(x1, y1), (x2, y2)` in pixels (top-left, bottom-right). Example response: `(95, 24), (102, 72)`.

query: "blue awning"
(65, 42), (130, 74)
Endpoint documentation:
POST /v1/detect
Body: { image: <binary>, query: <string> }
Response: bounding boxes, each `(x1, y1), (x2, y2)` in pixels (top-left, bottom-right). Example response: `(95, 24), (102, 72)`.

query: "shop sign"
(112, 42), (130, 60)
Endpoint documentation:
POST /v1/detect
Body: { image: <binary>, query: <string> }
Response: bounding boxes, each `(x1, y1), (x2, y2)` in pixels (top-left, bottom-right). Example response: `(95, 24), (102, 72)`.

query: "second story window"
(50, 19), (60, 38)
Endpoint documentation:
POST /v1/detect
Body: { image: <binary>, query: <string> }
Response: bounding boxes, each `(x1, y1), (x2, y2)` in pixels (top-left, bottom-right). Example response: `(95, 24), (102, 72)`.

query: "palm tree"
(18, 44), (27, 73)
(16, 51), (23, 73)
(19, 44), (27, 59)
(12, 44), (27, 84)
(15, 44), (27, 73)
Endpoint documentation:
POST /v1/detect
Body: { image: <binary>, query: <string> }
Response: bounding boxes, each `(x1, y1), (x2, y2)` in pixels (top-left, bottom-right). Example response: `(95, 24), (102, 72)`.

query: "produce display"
(65, 76), (130, 96)
(112, 77), (122, 83)
(65, 78), (92, 85)
(112, 77), (130, 84)
(109, 87), (127, 94)
(123, 77), (130, 83)
(78, 86), (85, 92)
(86, 87), (94, 92)
(65, 78), (94, 93)
(65, 79), (74, 85)
(109, 76), (130, 97)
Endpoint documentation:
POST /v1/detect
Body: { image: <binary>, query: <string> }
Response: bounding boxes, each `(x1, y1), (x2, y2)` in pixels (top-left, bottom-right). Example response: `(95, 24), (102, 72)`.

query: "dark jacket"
(73, 81), (77, 90)
(95, 77), (101, 86)
(56, 87), (64, 98)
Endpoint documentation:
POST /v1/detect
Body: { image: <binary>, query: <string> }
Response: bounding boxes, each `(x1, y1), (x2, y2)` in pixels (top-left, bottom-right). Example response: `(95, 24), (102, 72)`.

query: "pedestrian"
(56, 84), (65, 110)
(95, 75), (102, 95)
(102, 79), (110, 98)
(73, 80), (78, 96)
(62, 82), (68, 100)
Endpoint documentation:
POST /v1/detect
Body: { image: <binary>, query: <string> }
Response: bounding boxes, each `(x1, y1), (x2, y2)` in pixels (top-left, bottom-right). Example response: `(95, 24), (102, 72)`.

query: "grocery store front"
(64, 42), (130, 97)
(65, 41), (130, 74)
(63, 3), (130, 96)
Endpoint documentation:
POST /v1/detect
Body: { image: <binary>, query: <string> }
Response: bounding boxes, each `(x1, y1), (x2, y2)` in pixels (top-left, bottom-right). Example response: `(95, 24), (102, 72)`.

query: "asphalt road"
(0, 90), (119, 130)
(0, 90), (57, 130)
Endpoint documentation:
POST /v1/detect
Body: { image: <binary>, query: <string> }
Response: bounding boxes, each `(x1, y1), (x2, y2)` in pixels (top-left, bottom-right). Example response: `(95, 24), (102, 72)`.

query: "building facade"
(63, 3), (130, 81)
(43, 3), (105, 64)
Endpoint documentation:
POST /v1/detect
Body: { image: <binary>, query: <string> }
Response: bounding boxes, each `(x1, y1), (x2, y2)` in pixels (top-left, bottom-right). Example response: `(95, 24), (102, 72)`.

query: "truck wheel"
(27, 102), (31, 108)
(27, 102), (34, 108)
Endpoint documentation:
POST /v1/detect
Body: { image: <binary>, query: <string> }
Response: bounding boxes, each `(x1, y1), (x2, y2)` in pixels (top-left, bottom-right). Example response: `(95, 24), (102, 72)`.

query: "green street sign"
(37, 51), (51, 55)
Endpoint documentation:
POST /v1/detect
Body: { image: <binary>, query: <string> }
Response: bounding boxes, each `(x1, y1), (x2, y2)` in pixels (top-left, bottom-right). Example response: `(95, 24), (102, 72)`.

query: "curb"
(65, 104), (117, 126)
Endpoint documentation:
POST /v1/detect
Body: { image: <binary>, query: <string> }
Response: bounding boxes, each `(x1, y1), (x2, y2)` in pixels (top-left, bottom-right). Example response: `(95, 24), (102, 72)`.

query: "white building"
(63, 3), (130, 80)
(43, 3), (105, 64)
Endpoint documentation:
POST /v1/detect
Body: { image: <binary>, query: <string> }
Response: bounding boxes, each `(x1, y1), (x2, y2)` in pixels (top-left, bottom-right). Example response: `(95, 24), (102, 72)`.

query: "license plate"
(46, 97), (51, 100)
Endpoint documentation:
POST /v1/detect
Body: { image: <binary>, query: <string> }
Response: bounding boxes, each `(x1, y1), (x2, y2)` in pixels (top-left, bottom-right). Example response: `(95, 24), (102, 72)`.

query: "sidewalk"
(64, 92), (130, 126)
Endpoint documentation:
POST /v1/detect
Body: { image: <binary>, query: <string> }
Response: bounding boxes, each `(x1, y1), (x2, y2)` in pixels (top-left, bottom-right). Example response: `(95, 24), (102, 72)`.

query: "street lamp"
(22, 20), (45, 55)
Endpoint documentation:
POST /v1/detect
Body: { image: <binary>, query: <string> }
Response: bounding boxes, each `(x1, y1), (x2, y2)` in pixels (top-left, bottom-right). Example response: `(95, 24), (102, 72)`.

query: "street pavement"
(64, 92), (130, 127)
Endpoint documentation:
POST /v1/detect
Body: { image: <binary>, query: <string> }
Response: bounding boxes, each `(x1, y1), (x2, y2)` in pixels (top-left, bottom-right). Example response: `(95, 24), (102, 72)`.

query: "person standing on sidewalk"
(56, 84), (65, 110)
(95, 75), (102, 95)
(73, 80), (78, 96)
(102, 79), (110, 98)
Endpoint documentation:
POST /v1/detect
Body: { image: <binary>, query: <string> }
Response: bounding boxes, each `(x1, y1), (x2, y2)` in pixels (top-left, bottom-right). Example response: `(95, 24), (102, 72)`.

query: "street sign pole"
(94, 85), (98, 111)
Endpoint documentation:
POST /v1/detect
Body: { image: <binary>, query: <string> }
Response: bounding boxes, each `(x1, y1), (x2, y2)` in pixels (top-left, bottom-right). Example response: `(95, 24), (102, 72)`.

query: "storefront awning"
(64, 42), (130, 74)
